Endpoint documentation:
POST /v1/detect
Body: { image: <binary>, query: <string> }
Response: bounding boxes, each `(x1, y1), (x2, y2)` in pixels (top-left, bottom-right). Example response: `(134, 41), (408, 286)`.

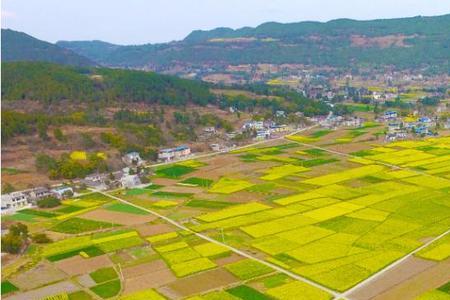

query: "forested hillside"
(1, 29), (94, 67)
(57, 14), (450, 72)
(1, 62), (213, 105)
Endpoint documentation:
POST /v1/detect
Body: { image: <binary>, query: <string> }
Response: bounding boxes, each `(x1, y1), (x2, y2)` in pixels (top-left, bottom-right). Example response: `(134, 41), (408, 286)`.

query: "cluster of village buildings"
(1, 186), (74, 212)
(378, 110), (441, 141)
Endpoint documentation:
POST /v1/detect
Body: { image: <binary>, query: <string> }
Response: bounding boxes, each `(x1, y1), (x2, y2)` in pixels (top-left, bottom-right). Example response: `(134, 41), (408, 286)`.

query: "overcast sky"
(2, 0), (449, 45)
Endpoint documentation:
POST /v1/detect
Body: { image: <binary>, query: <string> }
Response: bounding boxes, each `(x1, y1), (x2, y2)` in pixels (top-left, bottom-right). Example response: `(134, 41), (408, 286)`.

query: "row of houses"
(320, 116), (364, 129)
(157, 145), (191, 162)
(1, 186), (74, 212)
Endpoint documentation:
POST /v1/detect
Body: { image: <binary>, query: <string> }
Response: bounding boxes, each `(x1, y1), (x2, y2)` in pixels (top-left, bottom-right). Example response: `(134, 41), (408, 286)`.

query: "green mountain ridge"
(1, 29), (95, 67)
(55, 14), (450, 72)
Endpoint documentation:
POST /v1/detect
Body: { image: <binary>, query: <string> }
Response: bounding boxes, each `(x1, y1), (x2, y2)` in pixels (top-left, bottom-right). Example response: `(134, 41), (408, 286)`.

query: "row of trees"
(35, 153), (108, 179)
(2, 223), (51, 254)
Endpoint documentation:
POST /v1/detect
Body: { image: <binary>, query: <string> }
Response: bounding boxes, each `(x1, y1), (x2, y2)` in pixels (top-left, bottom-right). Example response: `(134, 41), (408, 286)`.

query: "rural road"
(99, 190), (342, 299)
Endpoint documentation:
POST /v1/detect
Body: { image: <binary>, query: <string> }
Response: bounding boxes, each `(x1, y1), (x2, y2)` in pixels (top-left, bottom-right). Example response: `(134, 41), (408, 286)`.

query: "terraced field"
(2, 135), (450, 300)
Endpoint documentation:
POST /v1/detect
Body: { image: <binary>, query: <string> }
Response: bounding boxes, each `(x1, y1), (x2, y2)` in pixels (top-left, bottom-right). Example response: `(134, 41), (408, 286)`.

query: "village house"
(120, 174), (142, 188)
(1, 192), (30, 211)
(343, 117), (362, 128)
(28, 187), (52, 203)
(158, 145), (191, 162)
(203, 127), (216, 134)
(255, 129), (271, 140)
(388, 122), (402, 133)
(383, 111), (398, 121)
(82, 173), (110, 191)
(269, 124), (289, 133)
(122, 152), (144, 166)
(242, 120), (264, 130)
(51, 186), (74, 199)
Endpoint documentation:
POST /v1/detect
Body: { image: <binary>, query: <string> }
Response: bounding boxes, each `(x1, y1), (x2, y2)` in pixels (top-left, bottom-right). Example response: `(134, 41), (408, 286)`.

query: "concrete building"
(1, 192), (29, 210)
(158, 145), (191, 162)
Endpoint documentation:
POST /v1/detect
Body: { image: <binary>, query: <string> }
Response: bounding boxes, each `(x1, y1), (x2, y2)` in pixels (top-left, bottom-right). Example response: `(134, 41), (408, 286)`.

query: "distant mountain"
(1, 29), (95, 66)
(57, 14), (450, 72)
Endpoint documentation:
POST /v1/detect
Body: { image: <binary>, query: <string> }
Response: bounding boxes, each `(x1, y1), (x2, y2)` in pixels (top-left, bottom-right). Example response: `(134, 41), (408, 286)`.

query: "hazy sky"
(2, 0), (449, 45)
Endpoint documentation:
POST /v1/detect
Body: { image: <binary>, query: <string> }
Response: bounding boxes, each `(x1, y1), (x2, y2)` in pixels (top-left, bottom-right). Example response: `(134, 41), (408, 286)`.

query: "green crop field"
(50, 217), (121, 234)
(3, 133), (450, 300)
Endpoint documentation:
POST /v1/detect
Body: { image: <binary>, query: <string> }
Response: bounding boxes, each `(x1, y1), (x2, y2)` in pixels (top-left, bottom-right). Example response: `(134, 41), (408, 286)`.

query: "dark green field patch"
(46, 246), (105, 262)
(350, 150), (376, 157)
(20, 209), (58, 218)
(186, 199), (235, 209)
(144, 184), (163, 190)
(298, 158), (339, 168)
(90, 267), (118, 284)
(68, 290), (93, 300)
(180, 177), (214, 187)
(239, 153), (259, 162)
(263, 274), (290, 288)
(90, 279), (121, 299)
(152, 191), (193, 198)
(1, 281), (19, 295)
(311, 129), (332, 138)
(438, 281), (450, 294)
(155, 165), (195, 179)
(2, 213), (37, 223)
(303, 149), (326, 156)
(56, 205), (85, 214)
(227, 285), (272, 300)
(105, 203), (149, 215)
(125, 188), (148, 196)
(51, 218), (121, 234)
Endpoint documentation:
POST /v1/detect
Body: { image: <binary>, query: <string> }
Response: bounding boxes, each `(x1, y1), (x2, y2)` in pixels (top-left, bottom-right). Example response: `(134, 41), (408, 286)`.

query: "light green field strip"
(302, 165), (385, 186)
(260, 164), (309, 180)
(196, 202), (271, 222)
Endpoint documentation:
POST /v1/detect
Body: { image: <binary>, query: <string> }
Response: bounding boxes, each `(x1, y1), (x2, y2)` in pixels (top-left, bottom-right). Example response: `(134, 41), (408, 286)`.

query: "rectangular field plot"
(302, 165), (385, 186)
(196, 202), (270, 222)
(266, 281), (332, 300)
(208, 177), (254, 194)
(260, 164), (309, 180)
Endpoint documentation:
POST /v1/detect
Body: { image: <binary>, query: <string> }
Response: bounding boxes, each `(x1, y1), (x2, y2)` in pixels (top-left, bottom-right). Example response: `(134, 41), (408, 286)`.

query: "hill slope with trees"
(57, 14), (450, 72)
(1, 29), (95, 67)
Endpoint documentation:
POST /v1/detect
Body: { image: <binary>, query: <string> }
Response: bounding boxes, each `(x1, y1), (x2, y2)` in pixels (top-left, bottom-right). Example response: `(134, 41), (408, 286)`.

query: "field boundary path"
(99, 190), (342, 299)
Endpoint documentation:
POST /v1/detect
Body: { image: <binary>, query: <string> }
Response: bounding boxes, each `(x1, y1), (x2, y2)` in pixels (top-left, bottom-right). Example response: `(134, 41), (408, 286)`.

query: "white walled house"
(158, 146), (191, 162)
(1, 192), (30, 210)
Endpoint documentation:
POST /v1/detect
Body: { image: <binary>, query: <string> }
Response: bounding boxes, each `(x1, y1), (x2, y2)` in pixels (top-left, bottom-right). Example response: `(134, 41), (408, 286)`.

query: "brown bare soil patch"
(80, 209), (156, 225)
(122, 261), (176, 295)
(350, 35), (414, 48)
(347, 256), (439, 300)
(122, 260), (168, 279)
(55, 255), (112, 276)
(9, 261), (67, 290)
(161, 185), (204, 194)
(135, 223), (176, 237)
(152, 178), (179, 186)
(165, 268), (239, 297)
(4, 281), (79, 300)
(372, 258), (450, 300)
(215, 253), (244, 266)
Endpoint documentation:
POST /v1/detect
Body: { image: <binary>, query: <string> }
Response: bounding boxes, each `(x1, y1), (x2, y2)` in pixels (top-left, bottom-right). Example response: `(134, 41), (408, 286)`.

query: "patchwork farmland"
(2, 132), (450, 300)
